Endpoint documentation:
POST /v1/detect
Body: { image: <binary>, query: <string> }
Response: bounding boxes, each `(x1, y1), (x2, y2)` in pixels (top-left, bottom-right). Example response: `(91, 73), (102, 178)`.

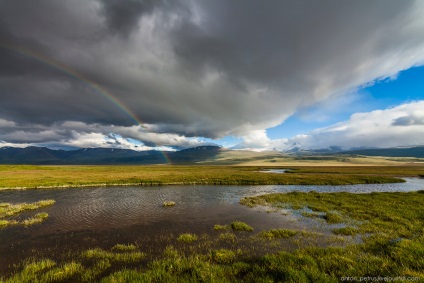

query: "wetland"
(0, 165), (423, 282)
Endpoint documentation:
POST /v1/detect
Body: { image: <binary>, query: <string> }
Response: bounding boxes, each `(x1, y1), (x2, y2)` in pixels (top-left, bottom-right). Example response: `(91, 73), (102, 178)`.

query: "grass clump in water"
(0, 199), (55, 218)
(231, 221), (254, 232)
(218, 232), (237, 243)
(111, 243), (137, 252)
(82, 248), (145, 263)
(162, 200), (176, 207)
(0, 199), (55, 228)
(211, 249), (236, 264)
(22, 212), (49, 226)
(3, 259), (83, 283)
(258, 229), (298, 240)
(177, 233), (198, 243)
(213, 224), (229, 231)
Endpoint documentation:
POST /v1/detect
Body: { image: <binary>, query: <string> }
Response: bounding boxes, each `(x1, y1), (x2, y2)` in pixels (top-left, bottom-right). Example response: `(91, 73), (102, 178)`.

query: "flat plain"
(1, 164), (423, 189)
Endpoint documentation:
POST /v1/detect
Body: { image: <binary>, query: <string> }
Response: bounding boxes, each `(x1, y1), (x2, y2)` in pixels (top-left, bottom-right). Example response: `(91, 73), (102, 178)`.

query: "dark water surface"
(0, 178), (423, 274)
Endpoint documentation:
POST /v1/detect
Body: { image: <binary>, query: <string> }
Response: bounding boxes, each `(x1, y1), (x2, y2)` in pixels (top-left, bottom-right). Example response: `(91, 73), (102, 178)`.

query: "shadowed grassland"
(1, 165), (422, 189)
(2, 190), (424, 282)
(0, 200), (55, 228)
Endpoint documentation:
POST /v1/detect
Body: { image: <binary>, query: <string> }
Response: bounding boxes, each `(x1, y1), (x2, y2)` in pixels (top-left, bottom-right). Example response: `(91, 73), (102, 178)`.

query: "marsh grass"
(300, 210), (323, 219)
(213, 224), (229, 231)
(211, 249), (236, 264)
(231, 221), (254, 232)
(323, 211), (344, 224)
(3, 259), (83, 283)
(241, 191), (424, 238)
(258, 229), (298, 240)
(332, 226), (360, 236)
(0, 199), (55, 228)
(111, 244), (137, 252)
(0, 200), (55, 218)
(177, 233), (198, 243)
(0, 165), (415, 190)
(22, 212), (49, 226)
(162, 200), (176, 207)
(82, 248), (145, 263)
(218, 232), (237, 243)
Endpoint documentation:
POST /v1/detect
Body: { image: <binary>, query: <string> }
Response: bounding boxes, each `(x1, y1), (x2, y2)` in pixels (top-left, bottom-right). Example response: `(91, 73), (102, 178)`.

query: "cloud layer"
(267, 101), (424, 151)
(1, 0), (424, 149)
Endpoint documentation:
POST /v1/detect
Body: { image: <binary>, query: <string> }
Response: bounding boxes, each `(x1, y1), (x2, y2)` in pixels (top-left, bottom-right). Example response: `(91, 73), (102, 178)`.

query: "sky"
(0, 0), (424, 152)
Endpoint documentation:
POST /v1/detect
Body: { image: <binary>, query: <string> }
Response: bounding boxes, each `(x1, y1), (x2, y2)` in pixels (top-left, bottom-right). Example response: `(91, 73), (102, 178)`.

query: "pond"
(0, 178), (423, 274)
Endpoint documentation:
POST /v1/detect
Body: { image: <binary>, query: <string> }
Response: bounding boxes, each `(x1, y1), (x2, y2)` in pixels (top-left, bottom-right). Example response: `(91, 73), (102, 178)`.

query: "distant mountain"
(338, 146), (424, 158)
(277, 144), (424, 158)
(0, 146), (222, 165)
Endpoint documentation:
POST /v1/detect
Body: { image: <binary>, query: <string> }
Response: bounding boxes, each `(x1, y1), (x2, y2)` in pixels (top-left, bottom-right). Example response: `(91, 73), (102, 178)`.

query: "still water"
(0, 178), (422, 273)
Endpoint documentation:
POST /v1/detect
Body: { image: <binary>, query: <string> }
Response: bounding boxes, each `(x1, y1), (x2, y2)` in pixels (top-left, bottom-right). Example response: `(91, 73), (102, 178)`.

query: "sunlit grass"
(82, 248), (145, 263)
(0, 165), (417, 189)
(231, 221), (254, 232)
(258, 229), (298, 240)
(213, 224), (229, 231)
(218, 232), (237, 243)
(332, 226), (360, 236)
(211, 249), (236, 264)
(177, 233), (198, 243)
(162, 200), (176, 207)
(0, 200), (55, 218)
(111, 244), (137, 252)
(22, 212), (49, 226)
(3, 259), (83, 283)
(0, 199), (55, 228)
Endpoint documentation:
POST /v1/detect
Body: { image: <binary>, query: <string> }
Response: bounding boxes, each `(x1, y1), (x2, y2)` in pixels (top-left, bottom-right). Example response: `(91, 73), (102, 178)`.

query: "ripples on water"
(0, 178), (422, 233)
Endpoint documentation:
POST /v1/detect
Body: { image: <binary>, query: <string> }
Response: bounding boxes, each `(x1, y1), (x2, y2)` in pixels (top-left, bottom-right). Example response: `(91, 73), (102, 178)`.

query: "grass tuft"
(218, 232), (237, 243)
(324, 211), (344, 224)
(258, 229), (298, 239)
(177, 233), (198, 243)
(111, 244), (137, 252)
(231, 221), (254, 232)
(211, 249), (236, 264)
(0, 199), (55, 228)
(162, 200), (176, 207)
(22, 212), (49, 226)
(332, 226), (360, 236)
(213, 224), (229, 231)
(82, 248), (145, 263)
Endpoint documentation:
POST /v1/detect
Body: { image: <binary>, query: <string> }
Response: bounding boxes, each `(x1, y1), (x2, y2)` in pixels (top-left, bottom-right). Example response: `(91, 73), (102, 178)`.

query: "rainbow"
(0, 43), (171, 163)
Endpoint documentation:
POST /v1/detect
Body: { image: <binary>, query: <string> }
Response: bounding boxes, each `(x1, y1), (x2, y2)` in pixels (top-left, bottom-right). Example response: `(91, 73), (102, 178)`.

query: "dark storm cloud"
(99, 0), (157, 36)
(1, 0), (424, 147)
(392, 115), (424, 126)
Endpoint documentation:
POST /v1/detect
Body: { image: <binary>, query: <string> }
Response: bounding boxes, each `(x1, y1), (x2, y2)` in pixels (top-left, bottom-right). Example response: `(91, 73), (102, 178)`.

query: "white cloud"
(0, 120), (214, 150)
(271, 101), (424, 150)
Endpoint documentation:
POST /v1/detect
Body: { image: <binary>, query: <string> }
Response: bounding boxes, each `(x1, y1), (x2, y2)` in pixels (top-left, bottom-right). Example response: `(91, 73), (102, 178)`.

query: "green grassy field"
(1, 165), (423, 189)
(2, 191), (423, 282)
